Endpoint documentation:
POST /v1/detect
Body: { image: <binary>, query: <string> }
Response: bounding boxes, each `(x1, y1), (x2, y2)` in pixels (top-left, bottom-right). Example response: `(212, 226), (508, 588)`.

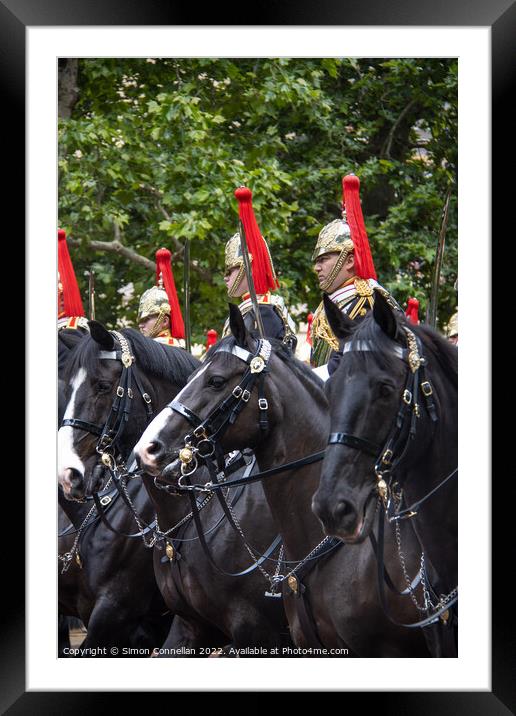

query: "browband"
(215, 344), (255, 363)
(343, 341), (406, 359)
(99, 350), (122, 360)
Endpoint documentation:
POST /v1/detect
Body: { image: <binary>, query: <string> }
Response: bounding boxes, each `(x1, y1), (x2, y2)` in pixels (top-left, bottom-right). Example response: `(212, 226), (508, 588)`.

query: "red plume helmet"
(234, 186), (279, 295)
(155, 248), (185, 339)
(57, 229), (85, 319)
(342, 174), (377, 281)
(405, 297), (420, 325)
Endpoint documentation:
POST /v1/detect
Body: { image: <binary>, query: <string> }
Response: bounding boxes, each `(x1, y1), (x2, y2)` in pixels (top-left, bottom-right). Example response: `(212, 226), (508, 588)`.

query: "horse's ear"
(88, 321), (115, 351)
(372, 291), (398, 340)
(228, 303), (249, 348)
(323, 293), (354, 340)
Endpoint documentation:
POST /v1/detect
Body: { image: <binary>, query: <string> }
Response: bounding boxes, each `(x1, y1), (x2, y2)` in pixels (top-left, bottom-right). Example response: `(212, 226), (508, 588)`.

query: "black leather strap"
(328, 433), (380, 457)
(182, 449), (327, 492)
(61, 418), (103, 437)
(286, 581), (326, 650)
(168, 400), (203, 428)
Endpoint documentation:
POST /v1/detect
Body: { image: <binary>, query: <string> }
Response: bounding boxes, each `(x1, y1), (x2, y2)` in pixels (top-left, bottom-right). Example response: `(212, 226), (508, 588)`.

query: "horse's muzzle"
(60, 467), (86, 501)
(312, 487), (376, 544)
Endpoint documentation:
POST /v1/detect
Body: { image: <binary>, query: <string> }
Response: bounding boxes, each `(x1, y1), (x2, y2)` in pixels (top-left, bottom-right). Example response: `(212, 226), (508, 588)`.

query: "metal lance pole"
(428, 190), (451, 329)
(183, 239), (192, 353)
(88, 268), (96, 321)
(238, 219), (265, 339)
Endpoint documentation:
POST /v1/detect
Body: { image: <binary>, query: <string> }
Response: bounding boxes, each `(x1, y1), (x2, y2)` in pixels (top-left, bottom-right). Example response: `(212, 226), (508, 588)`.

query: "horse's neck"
(254, 375), (329, 559)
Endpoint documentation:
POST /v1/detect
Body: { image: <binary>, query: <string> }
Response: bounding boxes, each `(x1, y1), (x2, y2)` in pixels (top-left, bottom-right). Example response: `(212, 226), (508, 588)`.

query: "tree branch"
(67, 236), (214, 283)
(67, 237), (155, 271)
(381, 99), (417, 158)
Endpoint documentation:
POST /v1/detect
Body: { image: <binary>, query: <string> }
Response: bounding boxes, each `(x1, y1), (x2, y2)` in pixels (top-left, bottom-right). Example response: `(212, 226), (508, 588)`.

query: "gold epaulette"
(348, 279), (375, 320)
(354, 278), (374, 297)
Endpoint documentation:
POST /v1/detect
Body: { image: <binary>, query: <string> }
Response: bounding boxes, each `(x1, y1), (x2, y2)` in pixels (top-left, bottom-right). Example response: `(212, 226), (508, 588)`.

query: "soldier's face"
(139, 314), (169, 336)
(224, 267), (249, 296)
(314, 252), (355, 293)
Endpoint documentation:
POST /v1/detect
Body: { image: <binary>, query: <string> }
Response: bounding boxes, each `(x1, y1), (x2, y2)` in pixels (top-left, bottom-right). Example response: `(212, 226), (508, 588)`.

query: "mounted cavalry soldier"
(137, 247), (185, 347)
(57, 228), (89, 332)
(310, 174), (401, 372)
(222, 186), (297, 351)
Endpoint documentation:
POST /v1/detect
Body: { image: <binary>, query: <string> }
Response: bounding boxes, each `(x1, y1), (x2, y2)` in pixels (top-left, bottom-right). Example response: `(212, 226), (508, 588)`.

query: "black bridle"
(167, 339), (273, 482)
(327, 326), (458, 629)
(327, 326), (444, 517)
(61, 331), (154, 471)
(163, 340), (326, 494)
(60, 331), (157, 536)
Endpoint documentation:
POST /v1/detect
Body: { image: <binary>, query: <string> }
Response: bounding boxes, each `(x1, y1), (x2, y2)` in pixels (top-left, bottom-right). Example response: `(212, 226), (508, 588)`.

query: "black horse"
(58, 328), (88, 655)
(57, 324), (199, 654)
(312, 292), (458, 656)
(61, 322), (291, 656)
(136, 304), (431, 657)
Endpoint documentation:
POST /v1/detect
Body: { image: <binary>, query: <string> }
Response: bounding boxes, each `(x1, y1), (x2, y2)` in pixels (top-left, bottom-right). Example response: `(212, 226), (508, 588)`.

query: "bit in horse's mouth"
(161, 457), (180, 480)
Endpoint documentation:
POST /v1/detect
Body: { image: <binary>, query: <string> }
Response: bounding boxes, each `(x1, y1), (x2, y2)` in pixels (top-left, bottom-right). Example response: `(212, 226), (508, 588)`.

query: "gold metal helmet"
(225, 232), (252, 298)
(312, 217), (354, 292)
(137, 276), (171, 338)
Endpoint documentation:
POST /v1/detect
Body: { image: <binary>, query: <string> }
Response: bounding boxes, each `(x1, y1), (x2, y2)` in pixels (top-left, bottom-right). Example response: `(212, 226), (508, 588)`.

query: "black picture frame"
(7, 0), (505, 710)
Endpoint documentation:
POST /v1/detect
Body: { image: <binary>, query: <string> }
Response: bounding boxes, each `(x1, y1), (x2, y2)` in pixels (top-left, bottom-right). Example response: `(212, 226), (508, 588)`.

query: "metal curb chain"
(394, 511), (428, 613)
(392, 493), (458, 619)
(58, 503), (97, 573)
(226, 492), (335, 595)
(225, 491), (273, 583)
(120, 477), (155, 548)
(284, 536), (332, 582)
(154, 492), (214, 545)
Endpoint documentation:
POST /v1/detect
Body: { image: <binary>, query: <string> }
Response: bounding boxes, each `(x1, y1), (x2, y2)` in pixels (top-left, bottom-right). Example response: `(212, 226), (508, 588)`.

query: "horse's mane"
(58, 328), (87, 373)
(211, 335), (327, 404)
(347, 312), (458, 389)
(64, 327), (200, 387)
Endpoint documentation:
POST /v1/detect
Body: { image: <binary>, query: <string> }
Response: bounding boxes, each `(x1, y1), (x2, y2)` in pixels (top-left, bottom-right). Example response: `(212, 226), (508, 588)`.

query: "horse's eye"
(97, 381), (112, 393)
(208, 375), (227, 390)
(378, 382), (395, 398)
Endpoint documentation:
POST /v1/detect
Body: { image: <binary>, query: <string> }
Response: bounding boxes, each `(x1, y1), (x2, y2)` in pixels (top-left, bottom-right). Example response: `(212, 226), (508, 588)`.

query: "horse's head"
(58, 321), (199, 501)
(312, 291), (455, 543)
(135, 303), (324, 484)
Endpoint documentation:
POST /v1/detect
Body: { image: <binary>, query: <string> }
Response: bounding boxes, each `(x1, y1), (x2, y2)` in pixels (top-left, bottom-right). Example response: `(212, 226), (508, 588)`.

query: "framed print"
(3, 0), (508, 709)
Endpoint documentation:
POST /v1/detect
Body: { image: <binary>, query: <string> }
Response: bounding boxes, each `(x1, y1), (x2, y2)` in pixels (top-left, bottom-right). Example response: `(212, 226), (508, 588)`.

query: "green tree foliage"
(58, 58), (457, 339)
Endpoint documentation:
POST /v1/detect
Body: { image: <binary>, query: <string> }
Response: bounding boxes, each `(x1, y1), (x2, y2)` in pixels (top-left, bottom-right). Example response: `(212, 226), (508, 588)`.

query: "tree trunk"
(58, 59), (79, 119)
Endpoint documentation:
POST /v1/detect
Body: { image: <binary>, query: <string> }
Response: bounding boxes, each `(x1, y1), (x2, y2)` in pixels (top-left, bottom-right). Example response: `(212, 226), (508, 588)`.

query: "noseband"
(61, 331), (154, 470)
(166, 339), (272, 482)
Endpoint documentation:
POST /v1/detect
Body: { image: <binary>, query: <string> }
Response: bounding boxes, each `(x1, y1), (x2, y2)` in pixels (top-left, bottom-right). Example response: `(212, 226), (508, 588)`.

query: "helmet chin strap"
(147, 309), (169, 339)
(319, 249), (351, 292)
(227, 264), (246, 298)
